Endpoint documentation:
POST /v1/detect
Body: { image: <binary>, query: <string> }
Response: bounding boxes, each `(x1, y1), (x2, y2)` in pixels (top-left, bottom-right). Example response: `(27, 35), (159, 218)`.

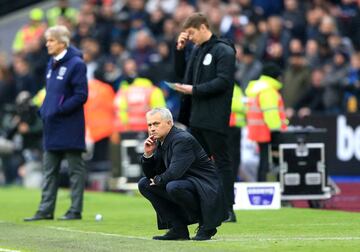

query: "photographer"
(0, 91), (42, 186)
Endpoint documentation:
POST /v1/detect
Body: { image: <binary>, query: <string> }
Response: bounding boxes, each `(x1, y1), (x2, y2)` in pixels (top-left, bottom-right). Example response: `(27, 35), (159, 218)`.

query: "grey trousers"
(38, 150), (86, 214)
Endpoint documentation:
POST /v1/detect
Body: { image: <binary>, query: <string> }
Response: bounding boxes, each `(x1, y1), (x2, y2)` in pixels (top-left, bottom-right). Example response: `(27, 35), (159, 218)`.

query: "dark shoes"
(223, 209), (237, 223)
(153, 227), (190, 240)
(152, 226), (217, 241)
(58, 211), (82, 220)
(24, 211), (54, 221)
(192, 226), (217, 241)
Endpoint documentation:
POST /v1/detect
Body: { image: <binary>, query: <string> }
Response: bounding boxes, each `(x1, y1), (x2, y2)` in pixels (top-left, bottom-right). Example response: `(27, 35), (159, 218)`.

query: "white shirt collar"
(54, 49), (68, 61)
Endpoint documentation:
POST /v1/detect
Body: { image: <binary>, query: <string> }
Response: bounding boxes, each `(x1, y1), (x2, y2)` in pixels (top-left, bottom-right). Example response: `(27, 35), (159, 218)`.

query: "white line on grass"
(0, 248), (21, 252)
(46, 226), (360, 243)
(273, 222), (356, 227)
(217, 236), (360, 242)
(2, 221), (359, 243)
(47, 226), (152, 241)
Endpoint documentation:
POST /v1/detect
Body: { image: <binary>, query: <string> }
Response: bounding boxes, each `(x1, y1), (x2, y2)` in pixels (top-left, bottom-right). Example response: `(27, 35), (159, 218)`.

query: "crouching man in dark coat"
(138, 108), (227, 241)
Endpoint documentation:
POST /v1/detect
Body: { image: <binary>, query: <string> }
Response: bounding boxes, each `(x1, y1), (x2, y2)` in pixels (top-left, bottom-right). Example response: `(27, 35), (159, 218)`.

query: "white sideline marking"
(217, 236), (360, 242)
(2, 221), (360, 243)
(0, 248), (21, 252)
(47, 226), (152, 240)
(46, 226), (360, 242)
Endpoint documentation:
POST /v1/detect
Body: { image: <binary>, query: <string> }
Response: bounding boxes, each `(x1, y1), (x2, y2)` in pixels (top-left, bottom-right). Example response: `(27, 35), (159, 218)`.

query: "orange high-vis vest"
(247, 92), (287, 143)
(23, 24), (46, 44)
(84, 79), (116, 142)
(116, 85), (154, 132)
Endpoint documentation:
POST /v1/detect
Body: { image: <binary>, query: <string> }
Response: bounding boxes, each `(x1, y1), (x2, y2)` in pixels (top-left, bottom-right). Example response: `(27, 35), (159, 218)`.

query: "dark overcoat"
(40, 46), (88, 151)
(174, 35), (236, 134)
(141, 126), (227, 230)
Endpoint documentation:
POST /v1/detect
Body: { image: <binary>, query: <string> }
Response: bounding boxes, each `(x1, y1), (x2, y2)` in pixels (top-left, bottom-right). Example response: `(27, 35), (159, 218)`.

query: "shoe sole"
(152, 237), (190, 241)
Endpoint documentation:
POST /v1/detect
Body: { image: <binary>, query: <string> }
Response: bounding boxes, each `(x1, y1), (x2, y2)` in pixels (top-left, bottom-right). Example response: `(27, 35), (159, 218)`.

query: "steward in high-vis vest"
(228, 84), (246, 185)
(84, 78), (115, 143)
(245, 63), (287, 181)
(12, 8), (47, 53)
(114, 77), (166, 132)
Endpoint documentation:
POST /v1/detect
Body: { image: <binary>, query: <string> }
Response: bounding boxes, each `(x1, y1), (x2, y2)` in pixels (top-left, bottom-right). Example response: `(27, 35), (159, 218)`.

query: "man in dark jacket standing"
(173, 13), (237, 222)
(138, 108), (226, 241)
(24, 25), (88, 221)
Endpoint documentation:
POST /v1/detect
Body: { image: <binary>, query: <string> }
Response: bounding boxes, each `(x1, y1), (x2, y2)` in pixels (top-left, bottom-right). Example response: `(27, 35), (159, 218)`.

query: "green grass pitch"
(0, 187), (360, 252)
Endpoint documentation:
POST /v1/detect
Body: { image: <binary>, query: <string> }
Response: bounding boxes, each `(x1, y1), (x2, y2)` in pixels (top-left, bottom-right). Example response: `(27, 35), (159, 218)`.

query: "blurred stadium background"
(0, 0), (360, 250)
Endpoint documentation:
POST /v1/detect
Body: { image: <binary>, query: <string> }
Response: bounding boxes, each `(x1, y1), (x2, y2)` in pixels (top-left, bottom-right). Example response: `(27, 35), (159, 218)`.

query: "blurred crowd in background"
(0, 0), (359, 187)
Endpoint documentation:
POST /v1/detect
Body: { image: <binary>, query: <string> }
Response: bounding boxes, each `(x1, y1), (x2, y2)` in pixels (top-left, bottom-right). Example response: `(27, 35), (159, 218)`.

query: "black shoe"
(152, 227), (190, 240)
(24, 211), (54, 221)
(223, 209), (237, 223)
(192, 226), (217, 241)
(58, 211), (82, 220)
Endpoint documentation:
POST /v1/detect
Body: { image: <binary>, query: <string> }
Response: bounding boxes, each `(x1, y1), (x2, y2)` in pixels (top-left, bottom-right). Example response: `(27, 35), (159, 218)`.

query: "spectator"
(282, 0), (306, 42)
(81, 37), (101, 80)
(282, 51), (311, 112)
(145, 40), (178, 84)
(147, 8), (167, 38)
(12, 56), (38, 96)
(353, 1), (360, 51)
(305, 7), (324, 40)
(145, 0), (179, 15)
(24, 38), (49, 91)
(160, 18), (178, 44)
(46, 0), (78, 27)
(256, 15), (291, 67)
(106, 40), (130, 68)
(343, 52), (360, 113)
(130, 30), (158, 73)
(252, 0), (284, 17)
(317, 15), (338, 42)
(293, 68), (326, 118)
(242, 21), (261, 51)
(98, 57), (122, 90)
(235, 45), (262, 90)
(239, 0), (261, 23)
(331, 0), (358, 47)
(219, 3), (246, 42)
(289, 38), (305, 54)
(95, 3), (116, 54)
(115, 58), (139, 91)
(305, 38), (320, 68)
(321, 48), (351, 114)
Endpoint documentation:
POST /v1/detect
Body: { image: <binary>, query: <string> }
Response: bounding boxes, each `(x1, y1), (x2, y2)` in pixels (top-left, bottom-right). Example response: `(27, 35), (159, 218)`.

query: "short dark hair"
(262, 63), (282, 79)
(182, 12), (210, 30)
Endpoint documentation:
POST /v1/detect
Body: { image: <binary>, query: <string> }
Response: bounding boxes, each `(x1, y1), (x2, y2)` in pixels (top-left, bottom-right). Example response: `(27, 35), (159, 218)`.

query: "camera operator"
(0, 91), (43, 186)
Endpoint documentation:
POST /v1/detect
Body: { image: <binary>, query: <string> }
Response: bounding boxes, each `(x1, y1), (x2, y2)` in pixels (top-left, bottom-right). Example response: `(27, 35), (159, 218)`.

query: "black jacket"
(174, 35), (236, 134)
(141, 126), (227, 229)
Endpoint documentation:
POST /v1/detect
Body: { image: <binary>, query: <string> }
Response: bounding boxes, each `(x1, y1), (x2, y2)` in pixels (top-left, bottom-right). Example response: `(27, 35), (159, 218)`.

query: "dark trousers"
(258, 143), (270, 182)
(190, 127), (234, 209)
(228, 127), (241, 182)
(38, 150), (86, 214)
(138, 177), (200, 228)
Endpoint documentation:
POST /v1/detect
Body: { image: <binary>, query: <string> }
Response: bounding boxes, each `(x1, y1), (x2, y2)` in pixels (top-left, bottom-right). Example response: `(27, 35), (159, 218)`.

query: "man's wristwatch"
(153, 175), (162, 185)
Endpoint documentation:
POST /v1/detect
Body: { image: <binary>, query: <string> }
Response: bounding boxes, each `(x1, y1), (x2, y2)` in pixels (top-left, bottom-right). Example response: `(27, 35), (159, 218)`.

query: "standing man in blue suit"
(25, 25), (88, 221)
